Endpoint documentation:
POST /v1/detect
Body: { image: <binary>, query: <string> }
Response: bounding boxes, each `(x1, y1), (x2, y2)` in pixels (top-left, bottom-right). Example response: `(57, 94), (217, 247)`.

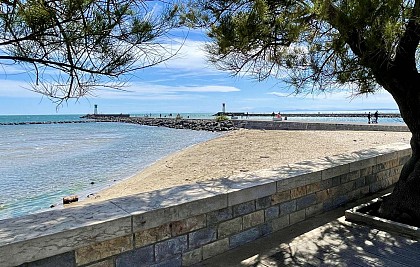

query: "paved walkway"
(198, 191), (420, 267)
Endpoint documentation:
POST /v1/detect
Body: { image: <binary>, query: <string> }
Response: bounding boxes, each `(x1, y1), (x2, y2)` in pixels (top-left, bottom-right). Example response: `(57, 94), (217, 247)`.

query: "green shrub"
(215, 115), (229, 122)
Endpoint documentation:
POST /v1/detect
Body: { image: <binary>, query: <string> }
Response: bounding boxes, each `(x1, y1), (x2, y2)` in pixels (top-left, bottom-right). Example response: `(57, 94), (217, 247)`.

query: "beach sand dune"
(84, 129), (411, 203)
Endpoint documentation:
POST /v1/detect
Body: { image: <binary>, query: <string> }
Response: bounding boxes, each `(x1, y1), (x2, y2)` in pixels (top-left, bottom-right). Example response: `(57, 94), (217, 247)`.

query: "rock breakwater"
(90, 116), (236, 132)
(0, 120), (92, 126)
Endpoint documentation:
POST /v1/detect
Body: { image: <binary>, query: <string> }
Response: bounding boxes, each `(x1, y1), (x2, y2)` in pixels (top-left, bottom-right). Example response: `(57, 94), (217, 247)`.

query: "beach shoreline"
(80, 129), (411, 204)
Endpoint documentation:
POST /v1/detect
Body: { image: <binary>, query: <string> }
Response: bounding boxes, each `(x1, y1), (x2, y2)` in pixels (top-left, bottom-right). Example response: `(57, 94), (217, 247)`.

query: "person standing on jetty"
(368, 112), (371, 124)
(374, 111), (379, 123)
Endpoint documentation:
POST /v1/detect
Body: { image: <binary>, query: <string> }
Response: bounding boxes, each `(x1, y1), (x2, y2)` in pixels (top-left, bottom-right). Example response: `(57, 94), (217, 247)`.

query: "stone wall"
(232, 120), (409, 132)
(0, 143), (411, 267)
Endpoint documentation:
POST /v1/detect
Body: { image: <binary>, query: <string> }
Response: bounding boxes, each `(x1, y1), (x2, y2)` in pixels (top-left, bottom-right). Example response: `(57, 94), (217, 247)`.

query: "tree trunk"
(378, 134), (420, 225)
(377, 69), (420, 225)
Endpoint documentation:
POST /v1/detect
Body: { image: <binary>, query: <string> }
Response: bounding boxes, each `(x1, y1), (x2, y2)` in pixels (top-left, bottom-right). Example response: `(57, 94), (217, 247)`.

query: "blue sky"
(0, 29), (399, 115)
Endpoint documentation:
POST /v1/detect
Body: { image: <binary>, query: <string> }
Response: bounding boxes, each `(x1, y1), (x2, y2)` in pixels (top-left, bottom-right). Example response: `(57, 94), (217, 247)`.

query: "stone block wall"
(0, 143), (411, 267)
(233, 120), (409, 132)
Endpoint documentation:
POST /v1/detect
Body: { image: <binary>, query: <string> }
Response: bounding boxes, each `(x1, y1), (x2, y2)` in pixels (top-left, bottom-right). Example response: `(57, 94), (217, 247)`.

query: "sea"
(0, 111), (406, 220)
(0, 114), (220, 220)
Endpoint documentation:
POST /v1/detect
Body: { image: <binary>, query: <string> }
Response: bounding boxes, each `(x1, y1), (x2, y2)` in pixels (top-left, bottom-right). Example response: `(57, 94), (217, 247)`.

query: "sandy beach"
(83, 129), (411, 203)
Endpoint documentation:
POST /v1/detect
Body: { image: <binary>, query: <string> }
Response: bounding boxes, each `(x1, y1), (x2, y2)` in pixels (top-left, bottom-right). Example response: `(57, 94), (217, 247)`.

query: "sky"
(0, 29), (400, 116)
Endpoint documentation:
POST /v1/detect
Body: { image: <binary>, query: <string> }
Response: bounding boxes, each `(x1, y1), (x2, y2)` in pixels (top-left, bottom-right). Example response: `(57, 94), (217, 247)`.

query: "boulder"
(63, 195), (79, 204)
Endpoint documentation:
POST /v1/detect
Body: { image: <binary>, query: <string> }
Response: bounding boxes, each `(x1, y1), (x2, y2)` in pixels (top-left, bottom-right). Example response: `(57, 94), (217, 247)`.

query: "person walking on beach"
(367, 112), (371, 124)
(374, 111), (379, 124)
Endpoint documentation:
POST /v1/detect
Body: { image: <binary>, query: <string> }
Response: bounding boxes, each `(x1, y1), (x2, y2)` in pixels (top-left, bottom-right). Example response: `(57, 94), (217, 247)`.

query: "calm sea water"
(0, 115), (220, 219)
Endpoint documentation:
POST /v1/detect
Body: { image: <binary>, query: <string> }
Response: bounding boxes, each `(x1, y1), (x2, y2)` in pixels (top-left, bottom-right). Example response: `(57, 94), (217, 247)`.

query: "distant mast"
(94, 105), (98, 115)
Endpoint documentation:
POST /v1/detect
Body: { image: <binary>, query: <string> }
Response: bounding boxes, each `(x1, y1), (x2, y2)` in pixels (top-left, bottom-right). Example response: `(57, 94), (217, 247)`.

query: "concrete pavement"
(197, 189), (420, 267)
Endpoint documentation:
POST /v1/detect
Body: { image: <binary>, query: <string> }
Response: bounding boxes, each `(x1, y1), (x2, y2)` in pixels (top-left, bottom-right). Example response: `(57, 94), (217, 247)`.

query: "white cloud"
(267, 91), (294, 98)
(0, 79), (40, 97)
(0, 64), (31, 75)
(174, 85), (239, 93)
(94, 82), (240, 99)
(268, 88), (395, 101)
(155, 38), (218, 73)
(0, 73), (240, 100)
(265, 88), (398, 110)
(127, 83), (240, 93)
(0, 36), (228, 100)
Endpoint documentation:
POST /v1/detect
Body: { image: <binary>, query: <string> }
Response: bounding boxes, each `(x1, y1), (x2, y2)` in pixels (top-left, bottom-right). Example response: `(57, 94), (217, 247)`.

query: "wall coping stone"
(0, 142), (411, 266)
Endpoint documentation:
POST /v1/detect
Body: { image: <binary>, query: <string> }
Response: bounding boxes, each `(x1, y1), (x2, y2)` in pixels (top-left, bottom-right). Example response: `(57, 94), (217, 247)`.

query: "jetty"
(81, 114), (408, 132)
(0, 120), (93, 126)
(80, 114), (130, 119)
(213, 112), (401, 118)
(88, 115), (236, 132)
